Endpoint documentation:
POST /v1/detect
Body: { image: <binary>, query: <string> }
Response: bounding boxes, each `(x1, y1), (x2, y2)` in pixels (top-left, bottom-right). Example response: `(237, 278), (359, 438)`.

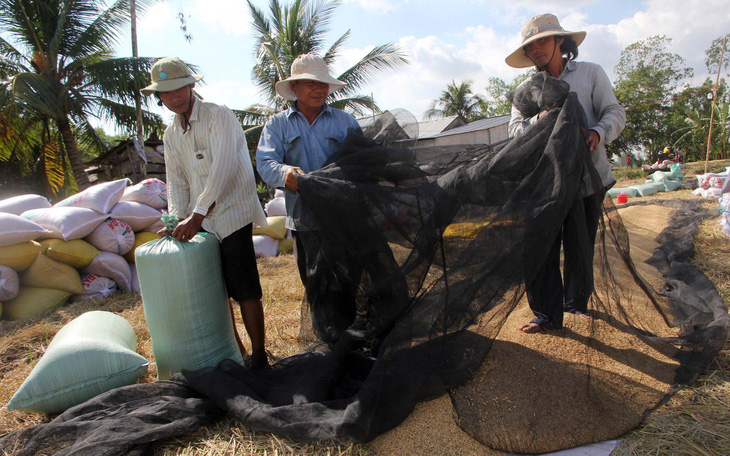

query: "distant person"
(256, 54), (363, 286)
(141, 57), (269, 368)
(506, 14), (626, 333)
(626, 155), (632, 168)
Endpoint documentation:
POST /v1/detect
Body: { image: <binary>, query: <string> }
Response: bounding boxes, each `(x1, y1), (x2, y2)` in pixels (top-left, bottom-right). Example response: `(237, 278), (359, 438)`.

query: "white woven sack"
(85, 219), (135, 255)
(0, 265), (20, 300)
(120, 178), (168, 209)
(253, 234), (279, 258)
(21, 207), (107, 241)
(0, 213), (49, 247)
(55, 179), (129, 214)
(74, 274), (117, 301)
(82, 252), (132, 291)
(0, 194), (51, 215)
(264, 196), (286, 217)
(109, 202), (162, 231)
(141, 218), (165, 233)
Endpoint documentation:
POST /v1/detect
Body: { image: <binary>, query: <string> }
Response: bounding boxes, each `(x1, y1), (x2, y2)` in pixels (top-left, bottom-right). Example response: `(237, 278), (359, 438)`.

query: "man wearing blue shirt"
(256, 54), (362, 284)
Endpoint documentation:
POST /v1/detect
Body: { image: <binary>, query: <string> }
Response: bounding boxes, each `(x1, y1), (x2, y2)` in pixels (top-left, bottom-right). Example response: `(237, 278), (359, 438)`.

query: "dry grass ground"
(1, 160), (729, 455)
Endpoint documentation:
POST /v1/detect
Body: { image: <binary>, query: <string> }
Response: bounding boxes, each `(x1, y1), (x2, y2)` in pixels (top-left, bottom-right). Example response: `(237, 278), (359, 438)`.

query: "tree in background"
(666, 78), (728, 161)
(611, 36), (693, 162)
(425, 80), (485, 122)
(480, 72), (535, 117)
(242, 0), (408, 127)
(0, 0), (163, 197)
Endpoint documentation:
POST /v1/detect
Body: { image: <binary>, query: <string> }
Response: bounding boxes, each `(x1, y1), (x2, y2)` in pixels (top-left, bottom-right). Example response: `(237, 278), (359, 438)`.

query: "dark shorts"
(219, 223), (263, 301)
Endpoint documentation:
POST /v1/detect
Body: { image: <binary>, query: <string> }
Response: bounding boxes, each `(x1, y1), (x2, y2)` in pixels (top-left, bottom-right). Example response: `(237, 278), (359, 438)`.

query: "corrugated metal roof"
(429, 115), (510, 139)
(416, 116), (462, 138)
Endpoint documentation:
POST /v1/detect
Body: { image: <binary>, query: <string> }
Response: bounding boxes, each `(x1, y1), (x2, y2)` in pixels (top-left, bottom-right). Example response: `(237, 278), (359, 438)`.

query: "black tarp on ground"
(1, 73), (728, 455)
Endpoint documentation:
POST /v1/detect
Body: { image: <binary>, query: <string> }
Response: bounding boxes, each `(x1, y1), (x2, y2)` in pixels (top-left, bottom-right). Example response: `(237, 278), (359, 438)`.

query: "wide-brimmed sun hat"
(141, 57), (204, 95)
(275, 54), (345, 101)
(505, 14), (586, 68)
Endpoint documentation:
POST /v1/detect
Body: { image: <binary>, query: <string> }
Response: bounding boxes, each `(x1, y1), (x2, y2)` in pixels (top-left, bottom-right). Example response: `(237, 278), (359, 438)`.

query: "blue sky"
(113, 0), (728, 129)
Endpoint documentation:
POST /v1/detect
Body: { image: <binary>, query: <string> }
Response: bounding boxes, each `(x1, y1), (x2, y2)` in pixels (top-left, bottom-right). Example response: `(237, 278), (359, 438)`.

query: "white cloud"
(187, 0), (252, 37)
(343, 0), (402, 14)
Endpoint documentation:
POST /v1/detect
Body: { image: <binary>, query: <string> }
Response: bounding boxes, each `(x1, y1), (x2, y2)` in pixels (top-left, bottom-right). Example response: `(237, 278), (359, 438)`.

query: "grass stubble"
(1, 162), (729, 455)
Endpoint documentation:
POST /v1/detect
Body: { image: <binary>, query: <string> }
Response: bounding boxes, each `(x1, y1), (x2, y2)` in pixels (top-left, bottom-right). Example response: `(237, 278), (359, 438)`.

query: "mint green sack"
(135, 232), (243, 380)
(7, 311), (149, 413)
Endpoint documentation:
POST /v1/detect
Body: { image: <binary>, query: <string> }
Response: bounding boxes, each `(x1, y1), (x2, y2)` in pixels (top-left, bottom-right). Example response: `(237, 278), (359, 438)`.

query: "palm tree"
(241, 0), (408, 125)
(424, 80), (485, 122)
(0, 0), (163, 194)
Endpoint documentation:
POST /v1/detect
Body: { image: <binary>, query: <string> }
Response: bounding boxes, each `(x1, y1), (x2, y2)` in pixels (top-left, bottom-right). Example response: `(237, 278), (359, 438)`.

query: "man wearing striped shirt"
(141, 57), (269, 368)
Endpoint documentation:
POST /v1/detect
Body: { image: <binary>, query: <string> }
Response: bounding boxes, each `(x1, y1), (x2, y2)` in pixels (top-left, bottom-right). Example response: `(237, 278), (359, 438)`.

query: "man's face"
(524, 36), (564, 68)
(291, 79), (329, 111)
(158, 84), (194, 114)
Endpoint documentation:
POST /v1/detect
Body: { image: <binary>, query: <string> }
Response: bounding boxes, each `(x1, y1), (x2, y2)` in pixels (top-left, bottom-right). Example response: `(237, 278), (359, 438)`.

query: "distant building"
(85, 135), (165, 184)
(415, 115), (510, 148)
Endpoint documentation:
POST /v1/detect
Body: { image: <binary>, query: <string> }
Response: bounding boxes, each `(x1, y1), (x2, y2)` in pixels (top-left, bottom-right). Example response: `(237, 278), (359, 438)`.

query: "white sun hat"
(505, 14), (586, 69)
(274, 54), (346, 101)
(141, 57), (204, 95)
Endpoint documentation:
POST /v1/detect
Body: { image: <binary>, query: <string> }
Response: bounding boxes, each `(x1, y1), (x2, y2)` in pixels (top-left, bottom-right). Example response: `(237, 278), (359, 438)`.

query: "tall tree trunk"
(57, 117), (91, 190)
(131, 0), (147, 179)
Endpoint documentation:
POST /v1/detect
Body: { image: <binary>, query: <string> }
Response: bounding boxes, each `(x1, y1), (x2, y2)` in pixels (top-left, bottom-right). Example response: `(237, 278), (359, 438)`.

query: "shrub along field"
(1, 161), (728, 455)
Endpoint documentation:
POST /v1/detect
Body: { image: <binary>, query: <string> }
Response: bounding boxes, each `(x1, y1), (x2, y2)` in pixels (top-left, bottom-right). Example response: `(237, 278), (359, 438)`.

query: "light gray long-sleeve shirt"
(509, 61), (626, 192)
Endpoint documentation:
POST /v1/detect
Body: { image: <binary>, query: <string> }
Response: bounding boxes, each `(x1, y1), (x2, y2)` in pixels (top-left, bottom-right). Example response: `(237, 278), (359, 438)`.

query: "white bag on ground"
(120, 178), (167, 209)
(82, 252), (132, 291)
(0, 194), (51, 215)
(109, 201), (162, 231)
(136, 233), (243, 380)
(253, 234), (279, 258)
(264, 196), (286, 217)
(0, 213), (48, 247)
(75, 274), (117, 301)
(0, 265), (20, 300)
(54, 179), (129, 214)
(85, 219), (135, 255)
(22, 207), (107, 240)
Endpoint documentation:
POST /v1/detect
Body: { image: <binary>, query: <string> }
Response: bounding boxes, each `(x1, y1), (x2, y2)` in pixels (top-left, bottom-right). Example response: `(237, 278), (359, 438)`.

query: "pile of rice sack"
(0, 178), (166, 320)
(693, 167), (730, 238)
(608, 163), (687, 199)
(254, 189), (294, 257)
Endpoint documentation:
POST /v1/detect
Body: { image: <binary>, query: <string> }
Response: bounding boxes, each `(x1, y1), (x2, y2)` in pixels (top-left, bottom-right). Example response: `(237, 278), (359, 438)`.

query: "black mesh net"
(2, 73), (728, 455)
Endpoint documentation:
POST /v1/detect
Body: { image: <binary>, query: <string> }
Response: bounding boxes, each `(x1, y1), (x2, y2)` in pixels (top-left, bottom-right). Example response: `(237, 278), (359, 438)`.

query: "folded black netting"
(2, 73), (728, 455)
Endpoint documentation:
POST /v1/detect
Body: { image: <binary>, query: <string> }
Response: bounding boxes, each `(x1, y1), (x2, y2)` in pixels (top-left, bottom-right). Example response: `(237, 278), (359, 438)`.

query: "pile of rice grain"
(371, 204), (680, 455)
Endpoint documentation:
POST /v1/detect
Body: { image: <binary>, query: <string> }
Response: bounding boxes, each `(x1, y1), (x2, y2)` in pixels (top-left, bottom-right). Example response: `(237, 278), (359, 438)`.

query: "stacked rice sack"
(0, 178), (167, 320)
(254, 189), (294, 258)
(608, 163), (687, 200)
(693, 167), (728, 199)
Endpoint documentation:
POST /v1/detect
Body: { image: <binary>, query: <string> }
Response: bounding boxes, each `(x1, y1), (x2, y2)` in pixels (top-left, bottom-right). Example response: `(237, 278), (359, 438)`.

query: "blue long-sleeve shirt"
(256, 103), (362, 230)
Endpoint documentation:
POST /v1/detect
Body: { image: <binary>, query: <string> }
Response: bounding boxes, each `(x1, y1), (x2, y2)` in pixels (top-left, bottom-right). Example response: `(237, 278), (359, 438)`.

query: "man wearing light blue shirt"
(256, 54), (362, 284)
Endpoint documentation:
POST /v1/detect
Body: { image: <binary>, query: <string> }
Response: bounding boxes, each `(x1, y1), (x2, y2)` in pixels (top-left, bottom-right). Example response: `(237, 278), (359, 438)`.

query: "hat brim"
(141, 74), (204, 96)
(275, 72), (345, 101)
(505, 30), (586, 68)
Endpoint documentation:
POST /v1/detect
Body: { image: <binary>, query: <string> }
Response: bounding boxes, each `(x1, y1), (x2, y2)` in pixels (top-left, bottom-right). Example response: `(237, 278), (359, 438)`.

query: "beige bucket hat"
(505, 14), (586, 68)
(141, 57), (204, 95)
(275, 54), (345, 101)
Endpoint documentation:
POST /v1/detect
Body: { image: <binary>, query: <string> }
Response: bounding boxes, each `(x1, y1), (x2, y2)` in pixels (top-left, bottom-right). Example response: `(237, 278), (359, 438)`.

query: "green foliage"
(705, 33), (730, 75)
(424, 80), (484, 121)
(612, 36), (694, 162)
(481, 71), (535, 116)
(246, 0), (408, 123)
(0, 0), (165, 195)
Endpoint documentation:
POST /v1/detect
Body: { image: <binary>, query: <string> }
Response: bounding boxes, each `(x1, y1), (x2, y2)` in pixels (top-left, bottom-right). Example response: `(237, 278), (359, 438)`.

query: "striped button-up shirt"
(164, 96), (267, 240)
